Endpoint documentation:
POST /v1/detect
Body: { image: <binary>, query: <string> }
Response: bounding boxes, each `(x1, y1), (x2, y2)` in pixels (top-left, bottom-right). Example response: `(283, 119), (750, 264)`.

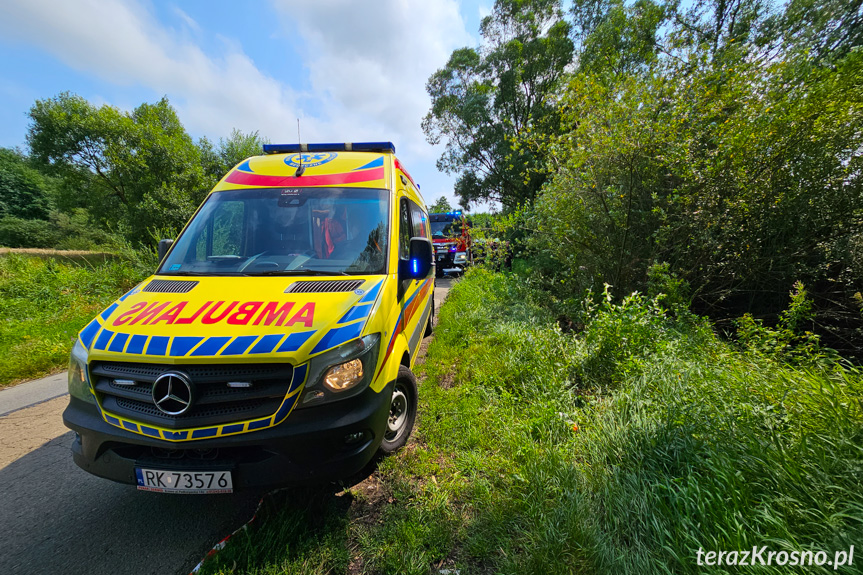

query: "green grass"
(0, 253), (146, 386)
(198, 269), (863, 574)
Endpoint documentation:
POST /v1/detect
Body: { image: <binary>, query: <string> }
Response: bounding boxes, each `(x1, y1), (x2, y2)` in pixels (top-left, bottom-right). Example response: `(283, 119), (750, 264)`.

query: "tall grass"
(0, 253), (147, 386)
(198, 268), (862, 574)
(379, 270), (863, 574)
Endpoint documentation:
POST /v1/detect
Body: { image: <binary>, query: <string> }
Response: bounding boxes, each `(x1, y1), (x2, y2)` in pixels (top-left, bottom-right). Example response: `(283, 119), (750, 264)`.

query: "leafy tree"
(200, 128), (269, 182)
(764, 0), (862, 65)
(0, 148), (53, 220)
(573, 0), (668, 76)
(423, 0), (573, 210)
(27, 93), (209, 243)
(429, 196), (454, 213)
(531, 72), (666, 291)
(527, 0), (863, 353)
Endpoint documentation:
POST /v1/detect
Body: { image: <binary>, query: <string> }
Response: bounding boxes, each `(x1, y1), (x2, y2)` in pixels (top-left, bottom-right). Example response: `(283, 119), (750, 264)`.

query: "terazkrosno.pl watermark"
(696, 546), (855, 569)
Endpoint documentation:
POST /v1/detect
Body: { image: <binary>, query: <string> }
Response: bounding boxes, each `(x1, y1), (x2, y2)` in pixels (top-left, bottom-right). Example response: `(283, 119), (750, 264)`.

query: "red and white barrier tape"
(189, 489), (282, 574)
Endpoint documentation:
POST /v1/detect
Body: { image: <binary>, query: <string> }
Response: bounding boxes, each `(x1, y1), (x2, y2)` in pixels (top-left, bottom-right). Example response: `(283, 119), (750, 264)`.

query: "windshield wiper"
(158, 271), (217, 276)
(251, 269), (350, 277)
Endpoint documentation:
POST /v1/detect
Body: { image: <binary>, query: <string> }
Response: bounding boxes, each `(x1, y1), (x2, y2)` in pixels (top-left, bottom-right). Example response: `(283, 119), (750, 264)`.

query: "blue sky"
(0, 0), (495, 209)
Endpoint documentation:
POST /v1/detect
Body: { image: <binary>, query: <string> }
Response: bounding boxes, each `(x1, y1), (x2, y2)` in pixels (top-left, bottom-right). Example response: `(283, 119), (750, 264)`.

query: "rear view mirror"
(400, 237), (434, 280)
(157, 239), (174, 263)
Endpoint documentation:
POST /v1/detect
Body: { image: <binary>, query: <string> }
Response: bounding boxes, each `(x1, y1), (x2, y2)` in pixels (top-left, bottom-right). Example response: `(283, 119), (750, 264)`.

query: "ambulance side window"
(410, 203), (429, 241)
(399, 198), (412, 260)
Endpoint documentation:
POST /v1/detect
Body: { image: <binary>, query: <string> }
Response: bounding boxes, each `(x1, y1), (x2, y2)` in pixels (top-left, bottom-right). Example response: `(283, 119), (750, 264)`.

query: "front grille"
(143, 279), (199, 293)
(115, 396), (269, 419)
(285, 279), (364, 293)
(91, 361), (293, 429)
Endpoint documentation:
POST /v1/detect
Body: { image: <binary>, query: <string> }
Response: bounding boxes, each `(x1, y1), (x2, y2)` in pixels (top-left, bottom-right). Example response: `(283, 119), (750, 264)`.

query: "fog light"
(344, 431), (366, 444)
(323, 359), (363, 392)
(303, 390), (325, 404)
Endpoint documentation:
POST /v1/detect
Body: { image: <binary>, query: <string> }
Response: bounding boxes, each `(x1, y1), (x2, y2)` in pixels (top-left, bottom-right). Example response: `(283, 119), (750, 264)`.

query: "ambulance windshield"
(158, 187), (389, 276)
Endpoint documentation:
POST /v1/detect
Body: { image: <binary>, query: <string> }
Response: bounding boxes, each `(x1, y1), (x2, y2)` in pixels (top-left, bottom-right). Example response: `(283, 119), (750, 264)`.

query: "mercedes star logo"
(152, 372), (194, 416)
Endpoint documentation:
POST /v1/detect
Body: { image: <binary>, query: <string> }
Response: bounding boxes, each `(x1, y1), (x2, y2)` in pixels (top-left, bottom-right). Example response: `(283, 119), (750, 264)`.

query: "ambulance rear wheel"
(379, 367), (417, 454)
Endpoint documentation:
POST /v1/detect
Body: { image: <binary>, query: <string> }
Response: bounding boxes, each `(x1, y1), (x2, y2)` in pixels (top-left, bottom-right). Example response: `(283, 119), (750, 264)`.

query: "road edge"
(0, 372), (69, 417)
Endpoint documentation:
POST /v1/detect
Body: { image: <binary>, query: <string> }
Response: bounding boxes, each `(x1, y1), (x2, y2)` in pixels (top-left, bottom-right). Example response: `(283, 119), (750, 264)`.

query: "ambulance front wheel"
(379, 366), (417, 454)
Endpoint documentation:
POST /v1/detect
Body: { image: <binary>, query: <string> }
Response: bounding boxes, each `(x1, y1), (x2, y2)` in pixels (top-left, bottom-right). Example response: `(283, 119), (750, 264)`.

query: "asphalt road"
(0, 277), (454, 575)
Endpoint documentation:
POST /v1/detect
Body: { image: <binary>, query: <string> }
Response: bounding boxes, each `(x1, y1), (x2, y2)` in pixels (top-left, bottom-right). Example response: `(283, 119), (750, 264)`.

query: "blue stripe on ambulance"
(338, 303), (372, 323)
(359, 279), (383, 303)
(146, 336), (169, 355)
(126, 334), (148, 354)
(311, 321), (364, 354)
(93, 329), (114, 351)
(249, 334), (284, 354)
(79, 318), (102, 349)
(170, 336), (204, 356)
(108, 333), (129, 353)
(353, 157), (384, 171)
(191, 336), (231, 356)
(277, 331), (316, 352)
(100, 303), (118, 321)
(220, 336), (257, 355)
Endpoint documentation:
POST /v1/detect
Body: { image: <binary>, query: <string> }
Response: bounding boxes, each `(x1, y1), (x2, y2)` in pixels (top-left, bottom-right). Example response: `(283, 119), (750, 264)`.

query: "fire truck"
(430, 211), (471, 277)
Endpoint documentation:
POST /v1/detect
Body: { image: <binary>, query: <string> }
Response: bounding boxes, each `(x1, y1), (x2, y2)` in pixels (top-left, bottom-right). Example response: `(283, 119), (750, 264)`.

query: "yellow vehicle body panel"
(78, 147), (433, 443)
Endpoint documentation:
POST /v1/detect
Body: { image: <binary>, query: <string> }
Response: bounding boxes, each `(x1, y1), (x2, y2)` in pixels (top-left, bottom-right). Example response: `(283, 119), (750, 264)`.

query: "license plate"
(135, 468), (233, 494)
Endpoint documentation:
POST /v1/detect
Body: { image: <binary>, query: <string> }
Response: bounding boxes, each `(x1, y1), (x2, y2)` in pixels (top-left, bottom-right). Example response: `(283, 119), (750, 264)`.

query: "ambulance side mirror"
(157, 239), (174, 263)
(400, 237), (434, 281)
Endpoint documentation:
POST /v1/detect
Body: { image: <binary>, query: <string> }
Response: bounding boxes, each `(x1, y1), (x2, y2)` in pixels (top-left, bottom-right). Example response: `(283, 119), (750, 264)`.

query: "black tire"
(424, 294), (434, 337)
(378, 366), (418, 454)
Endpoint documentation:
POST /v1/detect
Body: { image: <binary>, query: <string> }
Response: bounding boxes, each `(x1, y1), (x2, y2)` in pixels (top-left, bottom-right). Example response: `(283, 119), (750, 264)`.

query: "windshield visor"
(159, 187), (389, 276)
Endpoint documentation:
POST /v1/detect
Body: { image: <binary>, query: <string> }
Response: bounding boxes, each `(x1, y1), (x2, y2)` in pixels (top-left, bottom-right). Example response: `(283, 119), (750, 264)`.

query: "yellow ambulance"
(63, 142), (435, 493)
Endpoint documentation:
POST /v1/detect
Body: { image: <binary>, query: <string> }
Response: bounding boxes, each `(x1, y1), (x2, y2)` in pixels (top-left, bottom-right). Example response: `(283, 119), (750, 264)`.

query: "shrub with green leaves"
(0, 216), (61, 248)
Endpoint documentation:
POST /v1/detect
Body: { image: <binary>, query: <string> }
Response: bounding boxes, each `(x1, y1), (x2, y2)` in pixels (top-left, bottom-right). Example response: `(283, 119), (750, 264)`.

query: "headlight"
(454, 252), (468, 263)
(298, 333), (381, 407)
(68, 338), (94, 404)
(324, 358), (364, 392)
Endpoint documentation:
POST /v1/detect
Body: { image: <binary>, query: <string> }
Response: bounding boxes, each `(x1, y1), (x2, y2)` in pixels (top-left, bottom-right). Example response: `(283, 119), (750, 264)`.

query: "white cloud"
(0, 0), (473, 206)
(272, 0), (473, 203)
(274, 1), (472, 154)
(170, 5), (201, 35)
(0, 0), (301, 139)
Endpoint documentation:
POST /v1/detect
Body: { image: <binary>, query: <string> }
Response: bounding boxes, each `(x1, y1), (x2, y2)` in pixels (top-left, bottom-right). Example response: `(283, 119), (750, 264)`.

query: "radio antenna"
(295, 118), (305, 177)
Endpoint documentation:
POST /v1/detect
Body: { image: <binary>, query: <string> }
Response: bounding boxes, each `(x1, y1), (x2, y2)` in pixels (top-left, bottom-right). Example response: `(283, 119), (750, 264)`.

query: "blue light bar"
(263, 142), (396, 154)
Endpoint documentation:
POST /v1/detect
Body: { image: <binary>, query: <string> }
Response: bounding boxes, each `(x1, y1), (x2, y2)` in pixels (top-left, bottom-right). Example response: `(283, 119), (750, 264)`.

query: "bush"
(0, 216), (61, 248)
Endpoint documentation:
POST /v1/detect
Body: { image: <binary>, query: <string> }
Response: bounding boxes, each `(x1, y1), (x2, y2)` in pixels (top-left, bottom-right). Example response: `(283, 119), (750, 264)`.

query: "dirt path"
(0, 396), (70, 467)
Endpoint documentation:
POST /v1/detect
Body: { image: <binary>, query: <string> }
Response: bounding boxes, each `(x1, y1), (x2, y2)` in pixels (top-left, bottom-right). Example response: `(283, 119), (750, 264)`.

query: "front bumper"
(62, 381), (393, 490)
(435, 253), (462, 275)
